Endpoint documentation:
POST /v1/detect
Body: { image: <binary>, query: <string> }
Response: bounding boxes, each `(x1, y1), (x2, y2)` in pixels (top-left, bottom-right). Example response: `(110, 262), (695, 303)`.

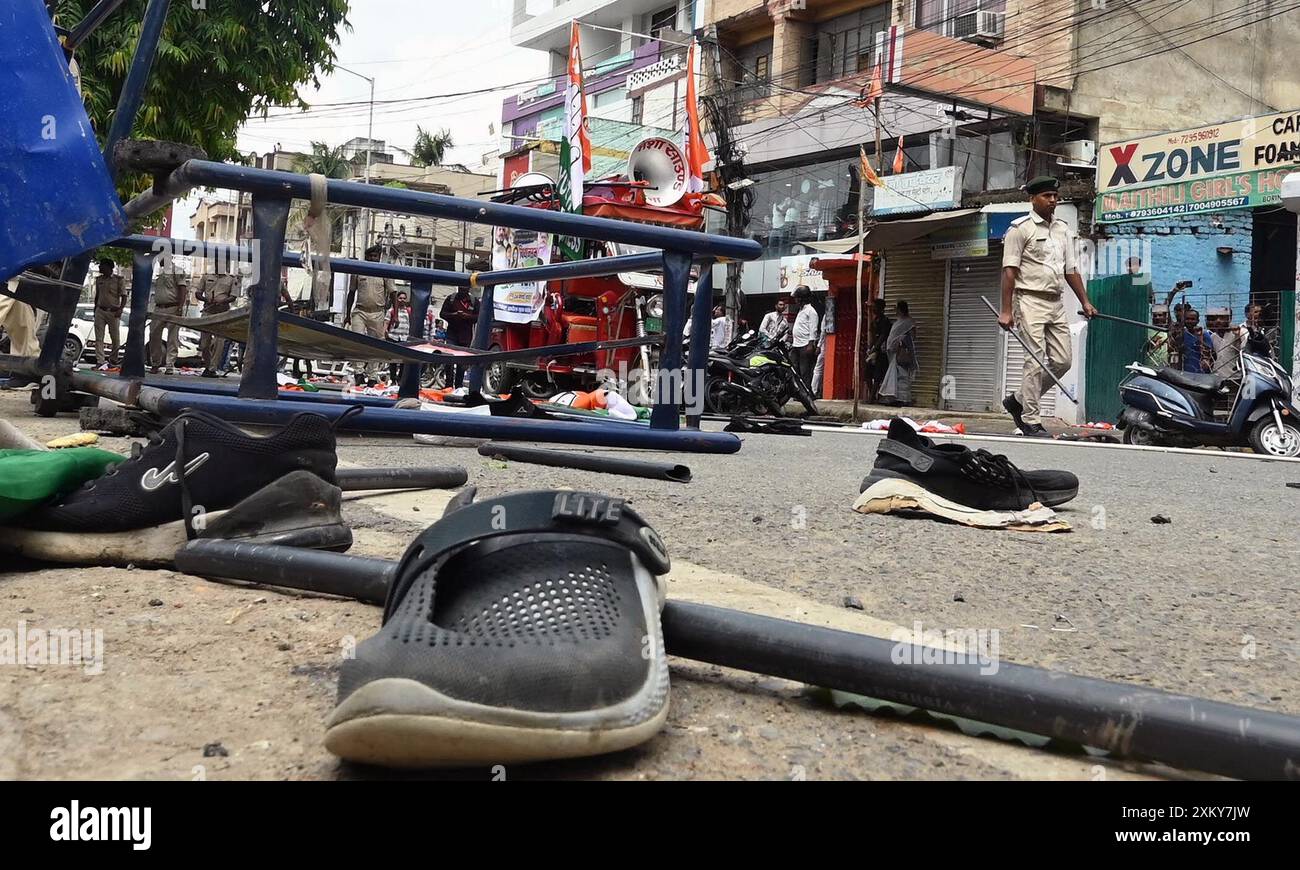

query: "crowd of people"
(1144, 300), (1273, 375)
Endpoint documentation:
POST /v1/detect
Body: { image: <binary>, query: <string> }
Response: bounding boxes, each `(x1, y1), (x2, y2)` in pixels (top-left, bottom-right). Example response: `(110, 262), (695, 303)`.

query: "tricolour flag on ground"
(557, 21), (591, 259)
(681, 40), (712, 194)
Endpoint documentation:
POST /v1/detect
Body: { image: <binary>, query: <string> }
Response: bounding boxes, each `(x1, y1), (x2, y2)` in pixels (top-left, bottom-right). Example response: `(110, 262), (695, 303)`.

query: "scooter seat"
(1159, 367), (1223, 393)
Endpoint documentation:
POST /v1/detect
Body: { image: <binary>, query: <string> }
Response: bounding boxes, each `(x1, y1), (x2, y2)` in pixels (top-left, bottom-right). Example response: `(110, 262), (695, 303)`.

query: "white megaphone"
(627, 137), (689, 207)
(513, 171), (555, 189)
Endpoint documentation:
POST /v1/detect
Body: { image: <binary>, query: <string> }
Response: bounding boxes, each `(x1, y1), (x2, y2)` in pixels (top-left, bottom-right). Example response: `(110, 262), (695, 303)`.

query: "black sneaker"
(860, 418), (1078, 510)
(1002, 394), (1028, 432)
(18, 409), (340, 534)
(1021, 423), (1053, 438)
(325, 488), (671, 768)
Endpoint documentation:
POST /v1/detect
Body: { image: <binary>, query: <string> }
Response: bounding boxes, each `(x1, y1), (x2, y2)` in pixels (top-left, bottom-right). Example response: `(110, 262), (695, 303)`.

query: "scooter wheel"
(1122, 426), (1154, 446)
(1249, 417), (1300, 458)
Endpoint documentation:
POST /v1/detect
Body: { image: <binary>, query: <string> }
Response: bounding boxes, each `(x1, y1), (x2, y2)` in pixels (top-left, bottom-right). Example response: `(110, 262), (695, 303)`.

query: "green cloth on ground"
(0, 448), (125, 521)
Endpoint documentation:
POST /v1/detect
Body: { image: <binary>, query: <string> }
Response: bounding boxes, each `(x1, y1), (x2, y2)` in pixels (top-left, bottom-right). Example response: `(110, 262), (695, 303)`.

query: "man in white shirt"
(759, 299), (789, 342)
(790, 285), (819, 389)
(709, 305), (731, 349)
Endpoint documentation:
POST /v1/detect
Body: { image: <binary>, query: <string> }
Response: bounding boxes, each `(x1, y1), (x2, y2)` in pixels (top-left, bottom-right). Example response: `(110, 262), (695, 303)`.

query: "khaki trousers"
(148, 305), (181, 368)
(351, 308), (385, 379)
(1014, 292), (1071, 426)
(93, 307), (122, 366)
(0, 295), (40, 357)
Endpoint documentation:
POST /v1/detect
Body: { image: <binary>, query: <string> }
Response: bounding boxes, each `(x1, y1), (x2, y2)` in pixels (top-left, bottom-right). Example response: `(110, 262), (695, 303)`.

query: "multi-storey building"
(701, 0), (1300, 418)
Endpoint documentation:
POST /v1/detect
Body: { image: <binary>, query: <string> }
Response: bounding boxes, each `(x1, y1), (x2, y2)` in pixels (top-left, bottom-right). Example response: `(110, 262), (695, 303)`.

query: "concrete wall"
(1095, 211), (1254, 316)
(1052, 0), (1300, 142)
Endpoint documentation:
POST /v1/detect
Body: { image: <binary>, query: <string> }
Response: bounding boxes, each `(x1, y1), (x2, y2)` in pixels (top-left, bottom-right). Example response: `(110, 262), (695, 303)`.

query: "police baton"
(980, 296), (1079, 405)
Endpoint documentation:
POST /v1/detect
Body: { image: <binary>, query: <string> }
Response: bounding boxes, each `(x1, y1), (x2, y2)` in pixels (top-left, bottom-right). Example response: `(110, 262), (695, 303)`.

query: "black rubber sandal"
(325, 488), (672, 768)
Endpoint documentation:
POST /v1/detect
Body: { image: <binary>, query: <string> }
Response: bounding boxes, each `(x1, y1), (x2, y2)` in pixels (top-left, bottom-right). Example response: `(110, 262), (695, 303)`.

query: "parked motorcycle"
(1117, 347), (1300, 457)
(703, 330), (819, 417)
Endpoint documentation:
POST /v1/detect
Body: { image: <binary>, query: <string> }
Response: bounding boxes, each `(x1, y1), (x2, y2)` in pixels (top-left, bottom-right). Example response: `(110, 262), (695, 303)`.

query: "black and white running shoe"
(3, 409), (349, 564)
(860, 417), (1078, 510)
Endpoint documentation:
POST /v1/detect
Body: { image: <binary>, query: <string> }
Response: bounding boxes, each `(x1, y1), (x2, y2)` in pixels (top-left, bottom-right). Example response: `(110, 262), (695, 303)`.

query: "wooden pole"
(853, 145), (866, 418)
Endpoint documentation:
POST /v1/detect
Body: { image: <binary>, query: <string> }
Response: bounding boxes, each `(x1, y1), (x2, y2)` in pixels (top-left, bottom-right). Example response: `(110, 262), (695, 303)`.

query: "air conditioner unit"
(954, 10), (1004, 42)
(1058, 140), (1097, 167)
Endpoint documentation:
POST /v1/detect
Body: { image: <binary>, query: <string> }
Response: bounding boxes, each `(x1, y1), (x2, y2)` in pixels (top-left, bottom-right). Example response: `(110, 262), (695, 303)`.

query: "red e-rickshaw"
(481, 139), (717, 404)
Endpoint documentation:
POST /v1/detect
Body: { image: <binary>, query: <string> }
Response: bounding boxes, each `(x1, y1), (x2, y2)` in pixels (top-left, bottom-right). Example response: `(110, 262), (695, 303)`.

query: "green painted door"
(1085, 275), (1149, 424)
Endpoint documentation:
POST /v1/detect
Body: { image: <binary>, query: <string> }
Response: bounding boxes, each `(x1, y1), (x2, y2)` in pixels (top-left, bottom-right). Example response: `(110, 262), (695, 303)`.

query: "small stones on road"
(1151, 514), (1172, 524)
(842, 596), (864, 610)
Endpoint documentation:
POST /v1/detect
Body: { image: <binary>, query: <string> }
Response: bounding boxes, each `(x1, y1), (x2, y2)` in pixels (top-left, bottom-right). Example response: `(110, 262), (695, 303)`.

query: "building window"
(649, 4), (676, 38)
(593, 87), (627, 108)
(631, 95), (644, 125)
(812, 5), (890, 84)
(915, 0), (1006, 35)
(755, 54), (770, 80)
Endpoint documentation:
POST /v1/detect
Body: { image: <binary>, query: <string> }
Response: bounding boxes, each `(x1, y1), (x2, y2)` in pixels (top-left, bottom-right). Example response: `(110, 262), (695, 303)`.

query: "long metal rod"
(122, 161), (762, 261)
(172, 541), (1300, 780)
(66, 0), (131, 50)
(650, 250), (692, 430)
(102, 0), (172, 181)
(401, 280), (433, 399)
(1084, 310), (1165, 333)
(241, 196), (292, 399)
(684, 266), (714, 429)
(980, 295), (1079, 405)
(113, 234), (676, 290)
(121, 252), (154, 377)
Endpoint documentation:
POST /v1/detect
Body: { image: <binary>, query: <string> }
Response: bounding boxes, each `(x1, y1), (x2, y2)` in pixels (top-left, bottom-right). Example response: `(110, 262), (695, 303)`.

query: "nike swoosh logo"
(140, 452), (211, 492)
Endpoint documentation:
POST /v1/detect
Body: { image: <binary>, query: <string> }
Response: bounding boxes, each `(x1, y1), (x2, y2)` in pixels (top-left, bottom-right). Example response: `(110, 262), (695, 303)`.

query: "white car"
(67, 303), (202, 367)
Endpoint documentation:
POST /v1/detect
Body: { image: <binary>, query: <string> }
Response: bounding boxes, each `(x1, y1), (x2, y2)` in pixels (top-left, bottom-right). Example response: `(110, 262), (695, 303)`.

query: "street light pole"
(333, 63), (376, 258)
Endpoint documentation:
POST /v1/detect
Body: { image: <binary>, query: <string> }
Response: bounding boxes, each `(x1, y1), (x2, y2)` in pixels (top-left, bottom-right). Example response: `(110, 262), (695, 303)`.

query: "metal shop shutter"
(880, 241), (946, 407)
(943, 249), (1004, 412)
(1003, 327), (1057, 420)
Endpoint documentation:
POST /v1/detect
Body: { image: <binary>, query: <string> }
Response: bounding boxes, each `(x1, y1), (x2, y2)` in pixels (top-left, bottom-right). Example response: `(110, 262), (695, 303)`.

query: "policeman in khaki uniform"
(344, 246), (394, 385)
(93, 258), (127, 369)
(195, 268), (238, 377)
(998, 176), (1097, 437)
(148, 265), (188, 374)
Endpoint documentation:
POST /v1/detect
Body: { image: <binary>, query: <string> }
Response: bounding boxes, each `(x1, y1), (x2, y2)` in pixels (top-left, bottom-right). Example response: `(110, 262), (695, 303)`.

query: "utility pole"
(701, 27), (750, 331)
(334, 63), (375, 256)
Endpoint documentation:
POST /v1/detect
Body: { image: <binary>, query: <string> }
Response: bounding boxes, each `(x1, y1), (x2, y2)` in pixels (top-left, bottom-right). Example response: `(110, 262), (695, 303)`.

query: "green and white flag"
(556, 20), (591, 260)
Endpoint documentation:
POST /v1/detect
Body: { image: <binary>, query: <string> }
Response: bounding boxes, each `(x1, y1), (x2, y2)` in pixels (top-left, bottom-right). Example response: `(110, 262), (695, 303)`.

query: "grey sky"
(235, 0), (544, 169)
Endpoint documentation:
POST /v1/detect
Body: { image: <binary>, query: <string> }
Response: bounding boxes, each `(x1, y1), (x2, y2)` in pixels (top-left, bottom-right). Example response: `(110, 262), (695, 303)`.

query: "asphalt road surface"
(2, 391), (1296, 780)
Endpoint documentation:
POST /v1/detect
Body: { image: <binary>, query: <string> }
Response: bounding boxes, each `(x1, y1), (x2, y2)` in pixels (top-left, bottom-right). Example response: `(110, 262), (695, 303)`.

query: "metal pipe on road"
(174, 541), (1300, 780)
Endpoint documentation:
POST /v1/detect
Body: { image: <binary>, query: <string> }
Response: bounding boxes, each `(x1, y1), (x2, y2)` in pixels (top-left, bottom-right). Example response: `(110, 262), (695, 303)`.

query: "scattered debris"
(1151, 514), (1172, 524)
(148, 598), (163, 607)
(1287, 482), (1300, 489)
(842, 596), (865, 611)
(953, 593), (966, 603)
(202, 742), (228, 758)
(1053, 614), (1078, 633)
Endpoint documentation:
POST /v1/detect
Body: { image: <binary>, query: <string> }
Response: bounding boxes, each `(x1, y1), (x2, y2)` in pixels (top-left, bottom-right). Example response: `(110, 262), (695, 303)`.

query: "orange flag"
(860, 145), (883, 189)
(682, 40), (712, 193)
(892, 134), (905, 174)
(864, 58), (883, 102)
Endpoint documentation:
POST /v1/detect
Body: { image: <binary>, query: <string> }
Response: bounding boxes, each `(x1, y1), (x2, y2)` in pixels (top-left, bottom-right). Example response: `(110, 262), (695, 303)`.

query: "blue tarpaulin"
(0, 0), (125, 284)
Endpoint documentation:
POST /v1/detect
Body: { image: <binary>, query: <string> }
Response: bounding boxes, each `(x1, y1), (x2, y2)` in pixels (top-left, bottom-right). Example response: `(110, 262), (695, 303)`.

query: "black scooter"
(1112, 320), (1300, 457)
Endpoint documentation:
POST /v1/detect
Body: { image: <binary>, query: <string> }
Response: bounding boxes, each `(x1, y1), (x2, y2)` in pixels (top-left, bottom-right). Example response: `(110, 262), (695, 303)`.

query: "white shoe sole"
(0, 513), (226, 566)
(324, 677), (669, 768)
(853, 478), (1070, 531)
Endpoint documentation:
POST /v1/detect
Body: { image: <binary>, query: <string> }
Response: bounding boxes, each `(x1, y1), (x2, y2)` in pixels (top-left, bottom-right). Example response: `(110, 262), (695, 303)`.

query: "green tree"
(294, 141), (354, 179)
(55, 0), (351, 192)
(288, 142), (353, 250)
(411, 126), (454, 167)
